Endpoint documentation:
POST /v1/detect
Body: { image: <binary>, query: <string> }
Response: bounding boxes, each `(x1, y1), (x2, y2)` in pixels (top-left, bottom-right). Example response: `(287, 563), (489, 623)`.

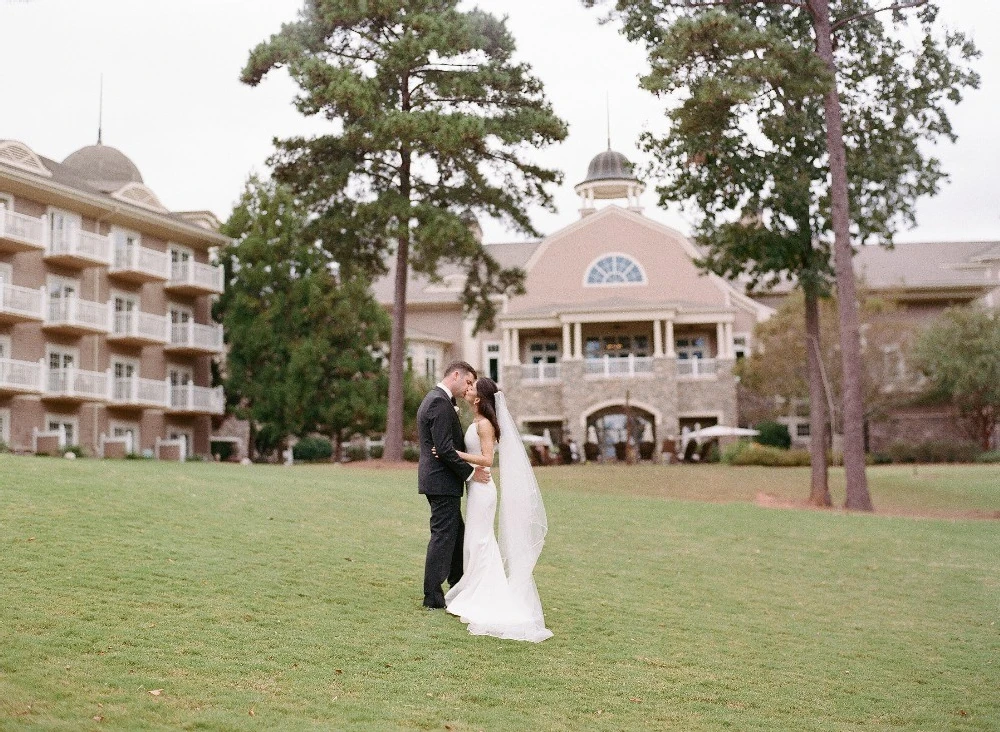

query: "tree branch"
(831, 0), (927, 31)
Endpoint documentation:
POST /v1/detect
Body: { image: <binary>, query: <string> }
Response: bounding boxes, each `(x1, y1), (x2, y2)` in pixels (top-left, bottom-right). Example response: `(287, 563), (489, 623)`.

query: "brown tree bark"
(808, 0), (874, 511)
(804, 289), (832, 506)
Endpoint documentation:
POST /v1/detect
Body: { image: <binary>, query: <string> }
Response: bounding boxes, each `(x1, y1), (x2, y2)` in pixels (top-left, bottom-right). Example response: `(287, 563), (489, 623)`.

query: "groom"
(417, 360), (490, 609)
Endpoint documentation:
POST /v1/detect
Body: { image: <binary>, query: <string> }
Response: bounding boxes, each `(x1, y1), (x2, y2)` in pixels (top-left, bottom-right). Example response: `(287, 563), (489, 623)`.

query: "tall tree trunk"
(383, 148), (412, 462)
(803, 289), (831, 506)
(383, 231), (409, 462)
(809, 0), (873, 511)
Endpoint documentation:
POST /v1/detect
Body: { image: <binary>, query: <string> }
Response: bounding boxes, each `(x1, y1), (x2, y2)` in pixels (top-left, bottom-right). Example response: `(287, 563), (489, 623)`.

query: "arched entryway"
(584, 404), (657, 461)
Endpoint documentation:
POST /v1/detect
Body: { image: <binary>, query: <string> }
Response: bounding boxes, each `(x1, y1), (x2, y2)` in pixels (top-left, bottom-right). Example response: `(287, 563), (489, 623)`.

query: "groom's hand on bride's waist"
(472, 466), (491, 483)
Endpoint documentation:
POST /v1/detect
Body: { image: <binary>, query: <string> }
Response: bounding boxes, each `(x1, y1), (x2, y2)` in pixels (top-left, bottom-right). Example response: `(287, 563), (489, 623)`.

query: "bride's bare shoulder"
(475, 417), (496, 440)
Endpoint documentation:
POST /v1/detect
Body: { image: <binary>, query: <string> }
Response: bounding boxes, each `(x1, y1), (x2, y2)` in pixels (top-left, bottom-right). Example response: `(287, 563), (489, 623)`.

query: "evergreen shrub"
(294, 437), (334, 462)
(753, 421), (792, 450)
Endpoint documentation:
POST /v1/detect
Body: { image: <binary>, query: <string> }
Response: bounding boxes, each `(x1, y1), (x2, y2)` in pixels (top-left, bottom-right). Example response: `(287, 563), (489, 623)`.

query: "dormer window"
(585, 253), (646, 286)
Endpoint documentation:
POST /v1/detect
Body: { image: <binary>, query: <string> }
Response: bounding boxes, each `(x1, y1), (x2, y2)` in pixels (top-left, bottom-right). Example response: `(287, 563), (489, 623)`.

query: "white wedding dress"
(445, 417), (552, 643)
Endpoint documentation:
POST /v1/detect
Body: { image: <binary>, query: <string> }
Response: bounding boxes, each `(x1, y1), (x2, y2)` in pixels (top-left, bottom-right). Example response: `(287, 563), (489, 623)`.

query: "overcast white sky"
(1, 0), (996, 244)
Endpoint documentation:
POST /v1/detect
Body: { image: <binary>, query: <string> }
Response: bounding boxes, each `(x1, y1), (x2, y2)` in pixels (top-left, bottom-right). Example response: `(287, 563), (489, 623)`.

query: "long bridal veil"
(495, 392), (552, 641)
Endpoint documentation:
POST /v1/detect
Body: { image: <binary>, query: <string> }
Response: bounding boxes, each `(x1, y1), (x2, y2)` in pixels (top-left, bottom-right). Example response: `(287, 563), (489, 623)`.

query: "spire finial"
(606, 91), (611, 150)
(97, 74), (103, 145)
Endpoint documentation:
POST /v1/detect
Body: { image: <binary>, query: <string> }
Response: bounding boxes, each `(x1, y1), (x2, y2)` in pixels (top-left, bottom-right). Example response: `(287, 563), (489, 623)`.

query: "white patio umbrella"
(686, 425), (759, 440)
(521, 434), (548, 445)
(541, 428), (554, 448)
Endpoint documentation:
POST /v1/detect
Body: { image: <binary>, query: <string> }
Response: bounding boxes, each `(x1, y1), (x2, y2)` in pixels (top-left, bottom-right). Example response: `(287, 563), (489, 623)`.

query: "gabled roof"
(371, 240), (541, 307)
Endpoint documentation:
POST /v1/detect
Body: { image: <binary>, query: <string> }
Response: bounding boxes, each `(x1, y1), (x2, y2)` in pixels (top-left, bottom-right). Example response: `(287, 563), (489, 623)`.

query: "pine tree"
(242, 0), (568, 460)
(585, 0), (979, 510)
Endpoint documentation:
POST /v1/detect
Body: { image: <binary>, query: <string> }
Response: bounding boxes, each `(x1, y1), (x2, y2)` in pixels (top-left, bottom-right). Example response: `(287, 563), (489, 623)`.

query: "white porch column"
(653, 319), (663, 358)
(716, 322), (725, 359)
(502, 328), (511, 366)
(573, 322), (583, 360)
(562, 322), (572, 360)
(723, 323), (733, 358)
(665, 320), (676, 357)
(511, 328), (521, 365)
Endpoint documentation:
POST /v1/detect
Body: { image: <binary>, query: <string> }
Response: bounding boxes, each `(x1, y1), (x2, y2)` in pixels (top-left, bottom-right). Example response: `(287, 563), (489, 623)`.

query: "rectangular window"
(527, 340), (559, 365)
(483, 341), (501, 383)
(47, 274), (79, 300)
(47, 208), (81, 251)
(0, 194), (11, 211)
(424, 356), (436, 380)
(796, 423), (811, 438)
(110, 421), (140, 453)
(168, 429), (193, 457)
(169, 367), (192, 386)
(47, 346), (76, 370)
(0, 335), (11, 359)
(733, 334), (749, 360)
(0, 261), (13, 287)
(46, 415), (78, 447)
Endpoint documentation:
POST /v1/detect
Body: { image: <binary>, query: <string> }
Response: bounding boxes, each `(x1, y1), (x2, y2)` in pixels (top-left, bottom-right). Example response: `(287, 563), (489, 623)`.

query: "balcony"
(170, 383), (225, 415)
(44, 367), (109, 402)
(676, 357), (718, 378)
(43, 296), (111, 336)
(0, 357), (43, 395)
(165, 321), (224, 355)
(584, 355), (655, 379)
(108, 310), (169, 346)
(520, 362), (561, 383)
(111, 376), (169, 408)
(166, 260), (224, 296)
(0, 284), (44, 323)
(110, 245), (169, 283)
(0, 209), (45, 253)
(44, 229), (111, 268)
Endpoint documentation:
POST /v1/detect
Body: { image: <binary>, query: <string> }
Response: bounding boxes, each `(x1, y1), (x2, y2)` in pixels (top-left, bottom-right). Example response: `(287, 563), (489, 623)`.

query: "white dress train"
(445, 422), (552, 642)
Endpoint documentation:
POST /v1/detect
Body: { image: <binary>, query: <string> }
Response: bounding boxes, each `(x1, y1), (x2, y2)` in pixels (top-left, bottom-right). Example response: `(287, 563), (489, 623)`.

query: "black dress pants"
(423, 494), (464, 608)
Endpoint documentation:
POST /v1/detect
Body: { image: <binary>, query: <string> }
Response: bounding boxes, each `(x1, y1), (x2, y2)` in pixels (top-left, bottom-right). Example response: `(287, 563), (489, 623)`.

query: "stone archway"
(583, 403), (658, 461)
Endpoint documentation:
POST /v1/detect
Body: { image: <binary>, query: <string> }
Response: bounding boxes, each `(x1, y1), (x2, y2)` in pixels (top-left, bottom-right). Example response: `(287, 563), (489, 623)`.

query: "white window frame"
(169, 365), (193, 386)
(0, 407), (10, 444)
(169, 243), (193, 266)
(733, 333), (750, 360)
(47, 344), (79, 371)
(47, 273), (80, 300)
(109, 420), (141, 453)
(169, 303), (193, 325)
(112, 356), (140, 380)
(0, 193), (12, 211)
(0, 334), (11, 360)
(526, 339), (560, 365)
(0, 261), (12, 286)
(112, 226), (141, 251)
(483, 341), (501, 383)
(168, 428), (194, 457)
(45, 413), (79, 447)
(46, 207), (82, 249)
(583, 252), (647, 287)
(675, 336), (708, 361)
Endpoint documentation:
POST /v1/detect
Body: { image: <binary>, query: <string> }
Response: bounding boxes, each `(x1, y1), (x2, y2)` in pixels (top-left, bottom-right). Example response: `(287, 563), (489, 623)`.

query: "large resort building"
(378, 147), (1000, 457)
(0, 139), (226, 458)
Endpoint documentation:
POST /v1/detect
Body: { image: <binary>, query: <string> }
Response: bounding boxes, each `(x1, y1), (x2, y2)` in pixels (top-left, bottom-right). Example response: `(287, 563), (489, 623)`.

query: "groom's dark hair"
(442, 360), (477, 380)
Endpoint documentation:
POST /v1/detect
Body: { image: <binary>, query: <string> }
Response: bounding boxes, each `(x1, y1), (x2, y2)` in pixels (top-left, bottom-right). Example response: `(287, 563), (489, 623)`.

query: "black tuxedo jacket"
(417, 386), (474, 496)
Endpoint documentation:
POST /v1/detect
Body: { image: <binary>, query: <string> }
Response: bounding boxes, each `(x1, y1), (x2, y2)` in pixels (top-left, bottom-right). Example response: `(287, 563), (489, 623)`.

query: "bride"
(443, 377), (552, 642)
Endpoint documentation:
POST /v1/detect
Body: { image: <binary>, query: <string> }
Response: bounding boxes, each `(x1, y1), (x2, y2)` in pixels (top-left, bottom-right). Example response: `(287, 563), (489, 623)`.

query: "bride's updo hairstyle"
(475, 377), (501, 440)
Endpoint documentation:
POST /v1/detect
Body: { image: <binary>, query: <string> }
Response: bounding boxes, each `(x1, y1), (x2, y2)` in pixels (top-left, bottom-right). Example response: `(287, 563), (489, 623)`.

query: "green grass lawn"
(1, 456), (997, 730)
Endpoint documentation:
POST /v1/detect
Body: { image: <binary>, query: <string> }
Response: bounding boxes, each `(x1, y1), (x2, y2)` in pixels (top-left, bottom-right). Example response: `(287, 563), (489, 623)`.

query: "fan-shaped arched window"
(584, 253), (646, 286)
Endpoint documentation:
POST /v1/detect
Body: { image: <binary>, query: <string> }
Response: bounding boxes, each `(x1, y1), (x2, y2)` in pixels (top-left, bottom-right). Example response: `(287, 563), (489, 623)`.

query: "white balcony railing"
(46, 296), (110, 332)
(112, 376), (169, 407)
(47, 229), (111, 263)
(112, 310), (169, 342)
(112, 245), (168, 279)
(46, 368), (109, 399)
(169, 321), (224, 352)
(0, 209), (45, 248)
(0, 283), (44, 320)
(170, 383), (225, 414)
(676, 357), (718, 377)
(584, 355), (655, 378)
(169, 260), (223, 293)
(0, 357), (42, 392)
(520, 362), (561, 382)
